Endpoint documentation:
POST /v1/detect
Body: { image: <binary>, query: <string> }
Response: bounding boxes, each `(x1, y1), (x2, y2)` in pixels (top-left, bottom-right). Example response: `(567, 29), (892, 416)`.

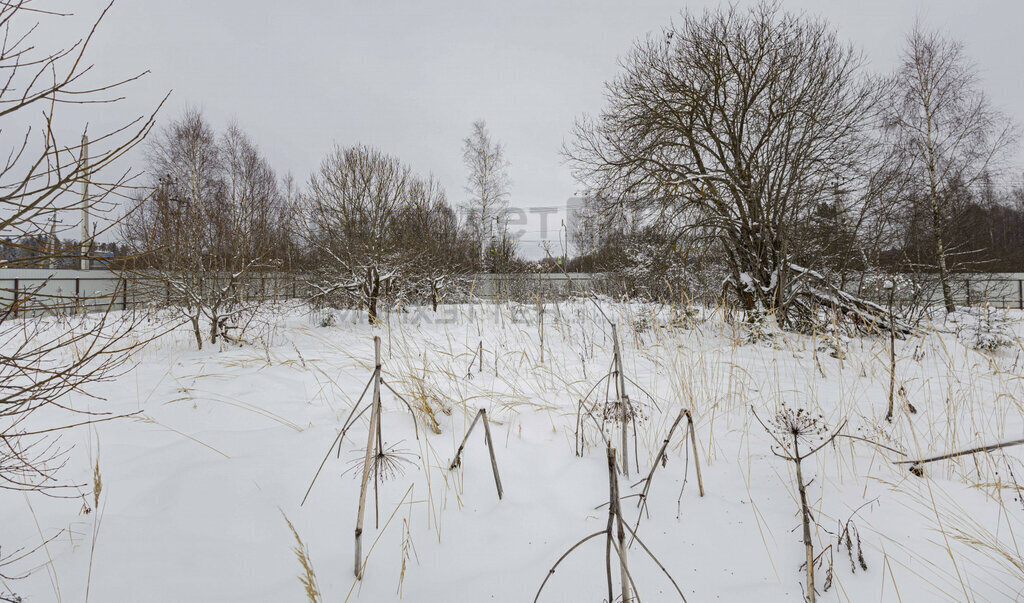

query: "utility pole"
(80, 134), (90, 271)
(48, 215), (62, 270)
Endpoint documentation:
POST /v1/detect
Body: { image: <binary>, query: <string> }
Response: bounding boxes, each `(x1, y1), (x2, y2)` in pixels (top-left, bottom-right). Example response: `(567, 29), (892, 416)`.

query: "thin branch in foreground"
(896, 437), (1024, 475)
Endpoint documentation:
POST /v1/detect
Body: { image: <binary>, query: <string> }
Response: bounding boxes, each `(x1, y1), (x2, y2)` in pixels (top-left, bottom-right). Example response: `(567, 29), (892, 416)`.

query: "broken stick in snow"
(466, 340), (483, 378)
(608, 447), (631, 603)
(449, 408), (504, 500)
(611, 324), (631, 477)
(637, 409), (705, 516)
(896, 437), (1024, 474)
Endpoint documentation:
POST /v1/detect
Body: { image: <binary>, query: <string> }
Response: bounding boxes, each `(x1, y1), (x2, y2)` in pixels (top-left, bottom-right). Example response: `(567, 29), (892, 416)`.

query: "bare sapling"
(301, 338), (424, 506)
(754, 406), (846, 603)
(449, 408), (504, 500)
(296, 336), (420, 580)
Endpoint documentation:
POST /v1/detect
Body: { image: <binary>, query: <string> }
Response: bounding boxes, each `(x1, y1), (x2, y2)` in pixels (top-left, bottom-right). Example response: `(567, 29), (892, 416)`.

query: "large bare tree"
(886, 25), (1019, 312)
(305, 144), (413, 323)
(567, 2), (881, 321)
(304, 144), (474, 321)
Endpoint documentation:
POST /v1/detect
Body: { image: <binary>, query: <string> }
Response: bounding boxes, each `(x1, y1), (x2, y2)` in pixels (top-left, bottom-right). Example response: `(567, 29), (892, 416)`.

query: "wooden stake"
(481, 409), (504, 500)
(686, 414), (705, 498)
(539, 298), (545, 364)
(449, 408), (504, 500)
(575, 400), (584, 457)
(354, 336), (382, 579)
(885, 285), (896, 422)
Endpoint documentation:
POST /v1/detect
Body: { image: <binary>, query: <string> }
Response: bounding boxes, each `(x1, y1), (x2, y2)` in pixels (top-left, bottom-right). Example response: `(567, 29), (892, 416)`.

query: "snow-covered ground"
(5, 300), (1024, 601)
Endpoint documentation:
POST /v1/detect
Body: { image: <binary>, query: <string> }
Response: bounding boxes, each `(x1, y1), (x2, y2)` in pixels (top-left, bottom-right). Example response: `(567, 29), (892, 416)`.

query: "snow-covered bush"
(743, 303), (777, 344)
(953, 306), (1014, 352)
(859, 271), (927, 323)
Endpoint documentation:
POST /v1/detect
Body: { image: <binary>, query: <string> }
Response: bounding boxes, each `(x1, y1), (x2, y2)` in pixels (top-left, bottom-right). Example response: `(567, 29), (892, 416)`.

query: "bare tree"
(0, 0), (161, 507)
(305, 145), (475, 321)
(123, 110), (282, 347)
(567, 2), (881, 322)
(304, 144), (413, 323)
(886, 25), (1019, 312)
(394, 174), (476, 309)
(462, 120), (510, 264)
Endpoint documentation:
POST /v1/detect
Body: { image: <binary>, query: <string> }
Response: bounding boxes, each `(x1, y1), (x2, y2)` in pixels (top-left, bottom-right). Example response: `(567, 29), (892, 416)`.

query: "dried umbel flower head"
(601, 396), (646, 425)
(769, 404), (828, 442)
(344, 441), (417, 481)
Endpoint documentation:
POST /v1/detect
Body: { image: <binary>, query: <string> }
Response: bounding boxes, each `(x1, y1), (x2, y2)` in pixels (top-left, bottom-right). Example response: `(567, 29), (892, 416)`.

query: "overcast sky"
(44, 0), (1024, 257)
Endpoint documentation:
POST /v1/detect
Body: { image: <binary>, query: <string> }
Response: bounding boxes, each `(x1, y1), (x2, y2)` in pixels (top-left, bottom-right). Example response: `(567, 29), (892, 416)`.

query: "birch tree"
(462, 120), (510, 264)
(123, 111), (284, 347)
(886, 25), (1018, 312)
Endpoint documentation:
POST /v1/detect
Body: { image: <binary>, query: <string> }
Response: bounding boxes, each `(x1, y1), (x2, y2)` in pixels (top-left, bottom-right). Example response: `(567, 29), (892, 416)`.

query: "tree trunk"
(367, 266), (380, 324)
(925, 103), (956, 314)
(932, 216), (956, 313)
(191, 314), (203, 350)
(209, 312), (219, 344)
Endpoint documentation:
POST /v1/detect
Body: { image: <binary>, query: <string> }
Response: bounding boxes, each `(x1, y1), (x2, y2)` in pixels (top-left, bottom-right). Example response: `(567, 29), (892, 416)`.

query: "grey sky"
(48, 0), (1024, 257)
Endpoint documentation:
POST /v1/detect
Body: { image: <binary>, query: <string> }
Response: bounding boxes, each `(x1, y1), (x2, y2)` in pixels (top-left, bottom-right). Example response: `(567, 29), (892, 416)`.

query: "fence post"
(122, 278), (128, 311)
(12, 278), (18, 317)
(966, 278), (971, 307)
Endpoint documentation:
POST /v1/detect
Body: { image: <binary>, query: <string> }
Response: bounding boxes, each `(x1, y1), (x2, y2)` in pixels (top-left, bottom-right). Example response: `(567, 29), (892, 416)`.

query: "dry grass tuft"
(282, 512), (322, 603)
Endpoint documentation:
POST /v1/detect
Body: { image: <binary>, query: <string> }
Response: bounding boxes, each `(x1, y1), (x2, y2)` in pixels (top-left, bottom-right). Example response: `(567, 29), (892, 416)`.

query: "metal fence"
(471, 272), (627, 302)
(957, 276), (1024, 309)
(0, 269), (307, 317)
(0, 269), (133, 316)
(1, 268), (1020, 316)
